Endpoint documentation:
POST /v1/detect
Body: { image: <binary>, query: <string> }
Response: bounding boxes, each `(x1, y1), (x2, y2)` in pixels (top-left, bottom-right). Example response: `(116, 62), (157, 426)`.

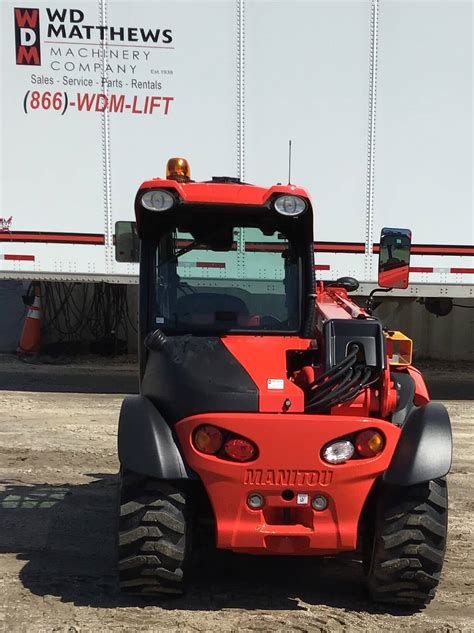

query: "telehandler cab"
(116, 158), (452, 607)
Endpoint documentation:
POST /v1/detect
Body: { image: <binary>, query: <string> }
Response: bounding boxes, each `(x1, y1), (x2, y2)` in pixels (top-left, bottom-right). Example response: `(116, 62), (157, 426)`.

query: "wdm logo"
(14, 7), (41, 66)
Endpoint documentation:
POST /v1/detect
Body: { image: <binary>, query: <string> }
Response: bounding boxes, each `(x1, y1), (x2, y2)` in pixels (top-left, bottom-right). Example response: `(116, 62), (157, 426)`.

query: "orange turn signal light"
(166, 157), (191, 181)
(355, 429), (385, 458)
(193, 425), (223, 455)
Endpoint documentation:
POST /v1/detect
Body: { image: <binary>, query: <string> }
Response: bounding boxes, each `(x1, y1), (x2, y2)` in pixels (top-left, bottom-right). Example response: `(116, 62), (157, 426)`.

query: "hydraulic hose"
(306, 367), (364, 411)
(324, 368), (373, 408)
(306, 364), (376, 412)
(309, 347), (358, 389)
(308, 360), (355, 396)
(303, 340), (379, 412)
(306, 368), (355, 409)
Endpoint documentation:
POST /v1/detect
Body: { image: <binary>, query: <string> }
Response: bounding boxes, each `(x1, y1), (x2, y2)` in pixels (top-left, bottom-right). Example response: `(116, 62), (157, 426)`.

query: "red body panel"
(176, 413), (401, 555)
(138, 178), (311, 207)
(221, 336), (310, 413)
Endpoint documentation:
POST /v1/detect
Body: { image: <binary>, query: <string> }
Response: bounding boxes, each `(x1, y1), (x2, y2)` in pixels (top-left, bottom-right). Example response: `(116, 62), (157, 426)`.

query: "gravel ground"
(0, 385), (472, 631)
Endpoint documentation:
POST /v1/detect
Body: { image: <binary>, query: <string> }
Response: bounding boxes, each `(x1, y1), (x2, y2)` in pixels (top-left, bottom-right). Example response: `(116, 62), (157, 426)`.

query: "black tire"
(366, 478), (448, 608)
(118, 472), (190, 595)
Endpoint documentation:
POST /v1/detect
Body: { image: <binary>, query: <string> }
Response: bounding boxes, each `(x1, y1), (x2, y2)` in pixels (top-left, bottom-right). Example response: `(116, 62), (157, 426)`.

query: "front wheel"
(118, 471), (190, 595)
(366, 478), (448, 608)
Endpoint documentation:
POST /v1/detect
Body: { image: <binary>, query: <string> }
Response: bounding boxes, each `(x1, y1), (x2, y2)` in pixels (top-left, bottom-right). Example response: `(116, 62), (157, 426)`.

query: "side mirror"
(378, 228), (412, 289)
(115, 221), (139, 263)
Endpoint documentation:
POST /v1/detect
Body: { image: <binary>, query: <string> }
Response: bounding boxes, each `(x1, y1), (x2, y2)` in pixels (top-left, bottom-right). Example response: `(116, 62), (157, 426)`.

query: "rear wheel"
(118, 471), (190, 595)
(366, 478), (448, 608)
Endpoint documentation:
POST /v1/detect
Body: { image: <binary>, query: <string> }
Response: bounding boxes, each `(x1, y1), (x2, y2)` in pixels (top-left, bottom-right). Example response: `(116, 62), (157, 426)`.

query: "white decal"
(267, 379), (284, 390)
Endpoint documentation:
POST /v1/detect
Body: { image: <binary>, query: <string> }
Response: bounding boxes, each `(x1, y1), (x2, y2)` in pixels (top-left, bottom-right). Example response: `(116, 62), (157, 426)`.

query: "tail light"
(193, 425), (258, 462)
(193, 425), (223, 454)
(355, 429), (385, 457)
(322, 429), (385, 464)
(223, 437), (257, 462)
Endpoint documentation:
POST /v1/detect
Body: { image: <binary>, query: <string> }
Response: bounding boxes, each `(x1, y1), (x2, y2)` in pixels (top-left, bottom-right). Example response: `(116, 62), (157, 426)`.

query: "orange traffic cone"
(18, 282), (42, 355)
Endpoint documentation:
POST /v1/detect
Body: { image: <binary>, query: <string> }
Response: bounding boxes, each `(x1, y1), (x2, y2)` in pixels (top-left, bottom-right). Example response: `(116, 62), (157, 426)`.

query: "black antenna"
(288, 139), (292, 185)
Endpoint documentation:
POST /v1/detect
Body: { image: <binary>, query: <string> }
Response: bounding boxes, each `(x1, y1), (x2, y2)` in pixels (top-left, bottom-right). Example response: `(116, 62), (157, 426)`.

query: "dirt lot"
(0, 363), (473, 631)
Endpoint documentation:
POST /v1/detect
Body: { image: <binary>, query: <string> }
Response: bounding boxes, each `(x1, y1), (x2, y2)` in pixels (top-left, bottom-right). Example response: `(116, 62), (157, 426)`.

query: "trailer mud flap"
(118, 395), (191, 479)
(384, 402), (452, 486)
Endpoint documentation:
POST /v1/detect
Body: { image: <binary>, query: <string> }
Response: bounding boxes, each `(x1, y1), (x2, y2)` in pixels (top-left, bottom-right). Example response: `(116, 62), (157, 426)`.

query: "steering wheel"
(260, 315), (283, 328)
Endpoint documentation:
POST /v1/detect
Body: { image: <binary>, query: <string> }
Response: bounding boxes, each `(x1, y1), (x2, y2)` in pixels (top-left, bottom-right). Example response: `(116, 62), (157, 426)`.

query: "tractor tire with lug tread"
(367, 477), (447, 608)
(118, 472), (190, 595)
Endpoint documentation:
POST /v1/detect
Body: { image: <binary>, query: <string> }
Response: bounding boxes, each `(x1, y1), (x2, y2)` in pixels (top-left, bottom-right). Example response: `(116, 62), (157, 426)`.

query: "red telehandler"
(116, 158), (451, 607)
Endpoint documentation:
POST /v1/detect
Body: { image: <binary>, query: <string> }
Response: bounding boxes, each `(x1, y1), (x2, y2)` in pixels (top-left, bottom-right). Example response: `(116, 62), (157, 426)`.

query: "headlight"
(141, 189), (175, 212)
(274, 195), (307, 217)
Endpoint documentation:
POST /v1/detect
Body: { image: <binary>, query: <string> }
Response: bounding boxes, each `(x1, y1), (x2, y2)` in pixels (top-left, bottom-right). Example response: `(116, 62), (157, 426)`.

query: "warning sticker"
(267, 378), (284, 390)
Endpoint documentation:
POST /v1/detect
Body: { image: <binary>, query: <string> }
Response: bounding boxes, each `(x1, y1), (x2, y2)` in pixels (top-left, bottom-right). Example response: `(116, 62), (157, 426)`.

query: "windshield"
(153, 226), (301, 333)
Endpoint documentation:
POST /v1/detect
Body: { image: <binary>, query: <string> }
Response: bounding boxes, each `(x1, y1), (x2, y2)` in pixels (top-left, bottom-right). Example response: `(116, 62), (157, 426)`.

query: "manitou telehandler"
(115, 158), (452, 607)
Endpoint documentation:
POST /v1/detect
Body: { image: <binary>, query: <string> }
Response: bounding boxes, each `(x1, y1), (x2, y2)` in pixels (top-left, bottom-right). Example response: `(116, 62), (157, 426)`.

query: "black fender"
(383, 402), (452, 486)
(118, 395), (193, 479)
(391, 371), (416, 427)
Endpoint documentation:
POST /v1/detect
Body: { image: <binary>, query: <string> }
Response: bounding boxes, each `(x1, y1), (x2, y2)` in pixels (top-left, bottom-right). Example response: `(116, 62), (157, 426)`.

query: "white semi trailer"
(0, 0), (472, 299)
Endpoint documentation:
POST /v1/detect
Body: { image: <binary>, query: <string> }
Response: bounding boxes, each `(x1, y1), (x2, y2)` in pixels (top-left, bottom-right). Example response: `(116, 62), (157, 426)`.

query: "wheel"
(366, 478), (448, 608)
(118, 471), (190, 595)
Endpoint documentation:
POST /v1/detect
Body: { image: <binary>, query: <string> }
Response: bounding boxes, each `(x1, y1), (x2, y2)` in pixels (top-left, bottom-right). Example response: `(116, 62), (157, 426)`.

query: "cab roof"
(137, 177), (312, 207)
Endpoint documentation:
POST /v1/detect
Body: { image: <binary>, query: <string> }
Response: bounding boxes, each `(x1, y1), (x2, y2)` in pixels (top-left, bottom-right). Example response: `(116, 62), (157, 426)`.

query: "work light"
(274, 195), (307, 217)
(141, 189), (175, 212)
(322, 440), (354, 464)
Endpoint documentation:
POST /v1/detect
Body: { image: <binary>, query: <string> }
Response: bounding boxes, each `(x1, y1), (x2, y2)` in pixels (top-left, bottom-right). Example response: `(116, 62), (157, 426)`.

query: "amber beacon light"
(166, 157), (191, 181)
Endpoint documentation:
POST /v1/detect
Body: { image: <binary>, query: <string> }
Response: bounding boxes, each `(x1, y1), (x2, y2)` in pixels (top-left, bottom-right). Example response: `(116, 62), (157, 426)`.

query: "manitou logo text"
(244, 469), (333, 487)
(14, 8), (41, 66)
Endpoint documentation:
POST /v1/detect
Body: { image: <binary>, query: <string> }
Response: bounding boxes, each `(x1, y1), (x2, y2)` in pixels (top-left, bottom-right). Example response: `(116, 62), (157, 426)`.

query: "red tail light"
(193, 425), (223, 455)
(223, 437), (257, 462)
(355, 429), (384, 457)
(193, 425), (258, 462)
